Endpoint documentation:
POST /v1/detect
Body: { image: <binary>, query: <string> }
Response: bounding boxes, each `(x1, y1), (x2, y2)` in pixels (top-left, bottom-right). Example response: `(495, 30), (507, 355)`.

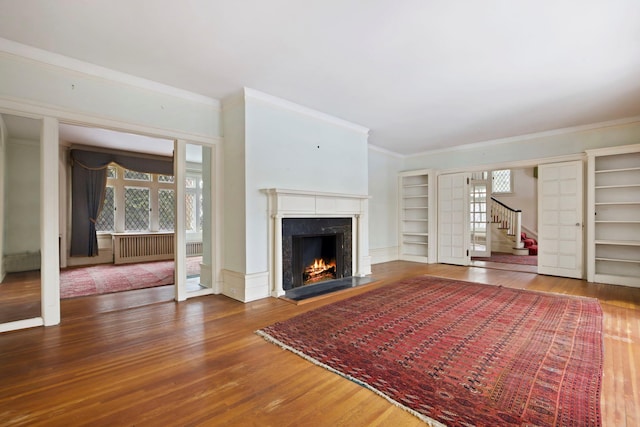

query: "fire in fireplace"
(293, 233), (342, 286)
(304, 258), (337, 284)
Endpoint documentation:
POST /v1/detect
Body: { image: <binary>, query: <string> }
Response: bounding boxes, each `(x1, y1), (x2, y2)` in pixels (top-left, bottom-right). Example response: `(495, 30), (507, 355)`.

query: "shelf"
(595, 240), (640, 247)
(595, 184), (640, 189)
(399, 170), (432, 262)
(595, 257), (639, 264)
(595, 201), (640, 206)
(595, 221), (640, 224)
(595, 166), (640, 174)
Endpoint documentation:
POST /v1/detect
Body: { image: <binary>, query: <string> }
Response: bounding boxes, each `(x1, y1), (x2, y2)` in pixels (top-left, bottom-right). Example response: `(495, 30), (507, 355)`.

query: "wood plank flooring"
(1, 261), (639, 426)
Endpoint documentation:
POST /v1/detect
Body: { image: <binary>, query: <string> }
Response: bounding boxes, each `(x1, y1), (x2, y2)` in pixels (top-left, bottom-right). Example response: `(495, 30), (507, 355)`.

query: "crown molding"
(409, 115), (640, 158)
(243, 87), (369, 135)
(368, 143), (405, 159)
(0, 37), (221, 109)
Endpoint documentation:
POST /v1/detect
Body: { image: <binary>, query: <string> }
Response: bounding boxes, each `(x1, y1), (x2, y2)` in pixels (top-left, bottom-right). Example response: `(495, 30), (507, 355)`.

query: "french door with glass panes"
(470, 180), (490, 257)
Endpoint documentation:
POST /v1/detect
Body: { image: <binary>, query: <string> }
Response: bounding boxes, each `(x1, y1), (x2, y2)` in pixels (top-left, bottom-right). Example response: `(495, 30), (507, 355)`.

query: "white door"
(538, 161), (584, 278)
(470, 180), (491, 257)
(438, 173), (470, 265)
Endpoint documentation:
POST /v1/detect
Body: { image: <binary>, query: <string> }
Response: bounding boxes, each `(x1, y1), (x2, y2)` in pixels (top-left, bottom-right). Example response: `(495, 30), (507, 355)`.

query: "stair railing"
(490, 197), (523, 249)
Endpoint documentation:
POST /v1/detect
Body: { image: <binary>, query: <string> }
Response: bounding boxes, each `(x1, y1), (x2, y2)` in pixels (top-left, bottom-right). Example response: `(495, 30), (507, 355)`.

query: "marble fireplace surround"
(265, 189), (371, 297)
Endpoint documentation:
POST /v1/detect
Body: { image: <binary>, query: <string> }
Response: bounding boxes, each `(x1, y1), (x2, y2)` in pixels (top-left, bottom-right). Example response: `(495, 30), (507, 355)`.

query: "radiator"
(113, 233), (174, 264)
(186, 241), (203, 256)
(4, 251), (41, 273)
(112, 233), (203, 264)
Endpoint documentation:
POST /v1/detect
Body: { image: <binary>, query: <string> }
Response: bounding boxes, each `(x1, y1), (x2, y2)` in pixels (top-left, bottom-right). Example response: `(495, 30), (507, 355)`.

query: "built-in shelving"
(398, 170), (435, 262)
(587, 145), (640, 287)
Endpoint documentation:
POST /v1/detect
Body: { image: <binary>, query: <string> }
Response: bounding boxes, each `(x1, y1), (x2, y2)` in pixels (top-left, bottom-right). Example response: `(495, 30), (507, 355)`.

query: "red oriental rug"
(60, 257), (202, 299)
(257, 276), (603, 426)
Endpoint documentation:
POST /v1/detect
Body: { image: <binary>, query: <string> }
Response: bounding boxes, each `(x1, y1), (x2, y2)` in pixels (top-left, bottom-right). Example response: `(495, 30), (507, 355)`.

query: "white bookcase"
(398, 170), (435, 263)
(586, 144), (640, 287)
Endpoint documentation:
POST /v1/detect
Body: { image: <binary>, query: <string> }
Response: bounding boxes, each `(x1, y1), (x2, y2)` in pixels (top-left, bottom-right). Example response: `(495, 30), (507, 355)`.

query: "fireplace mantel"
(264, 188), (371, 297)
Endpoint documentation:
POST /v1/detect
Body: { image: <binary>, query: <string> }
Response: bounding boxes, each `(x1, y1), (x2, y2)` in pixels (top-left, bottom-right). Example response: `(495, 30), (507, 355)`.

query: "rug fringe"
(255, 329), (447, 427)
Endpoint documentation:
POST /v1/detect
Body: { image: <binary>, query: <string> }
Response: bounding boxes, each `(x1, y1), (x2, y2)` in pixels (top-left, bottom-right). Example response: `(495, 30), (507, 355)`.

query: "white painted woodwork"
(265, 189), (371, 297)
(470, 180), (490, 257)
(41, 116), (60, 326)
(587, 144), (640, 287)
(537, 160), (584, 279)
(174, 139), (187, 302)
(437, 173), (470, 266)
(398, 169), (436, 263)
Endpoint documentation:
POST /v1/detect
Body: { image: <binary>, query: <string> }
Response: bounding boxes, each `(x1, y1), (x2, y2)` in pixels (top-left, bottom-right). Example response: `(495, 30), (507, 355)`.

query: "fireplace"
(265, 188), (371, 297)
(282, 218), (351, 290)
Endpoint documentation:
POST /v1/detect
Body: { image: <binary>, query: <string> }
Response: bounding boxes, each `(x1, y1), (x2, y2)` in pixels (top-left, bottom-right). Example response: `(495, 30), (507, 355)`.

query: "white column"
(41, 117), (60, 326)
(174, 139), (187, 301)
(272, 214), (284, 297)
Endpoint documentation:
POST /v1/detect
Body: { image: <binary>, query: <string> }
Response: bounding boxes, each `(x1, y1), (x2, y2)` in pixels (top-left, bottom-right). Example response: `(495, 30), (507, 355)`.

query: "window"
(96, 186), (115, 232)
(124, 187), (150, 231)
(492, 169), (512, 193)
(158, 189), (175, 231)
(185, 175), (203, 232)
(96, 164), (178, 233)
(124, 170), (151, 181)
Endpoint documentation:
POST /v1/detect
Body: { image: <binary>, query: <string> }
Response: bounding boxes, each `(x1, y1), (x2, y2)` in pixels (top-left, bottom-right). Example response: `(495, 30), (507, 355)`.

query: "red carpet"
(60, 257), (202, 299)
(472, 252), (538, 265)
(258, 276), (603, 426)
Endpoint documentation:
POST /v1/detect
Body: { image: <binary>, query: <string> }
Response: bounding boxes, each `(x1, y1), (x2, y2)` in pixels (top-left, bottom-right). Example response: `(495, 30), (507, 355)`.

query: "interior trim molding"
(0, 38), (221, 108)
(0, 95), (221, 145)
(244, 87), (370, 135)
(410, 115), (640, 158)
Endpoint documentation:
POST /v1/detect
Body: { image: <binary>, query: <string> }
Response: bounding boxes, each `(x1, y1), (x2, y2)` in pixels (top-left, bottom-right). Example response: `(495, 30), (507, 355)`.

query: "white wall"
(0, 50), (221, 140)
(370, 121), (640, 266)
(5, 138), (40, 255)
(221, 89), (369, 301)
(404, 121), (640, 171)
(368, 147), (403, 263)
(244, 91), (369, 275)
(221, 97), (247, 274)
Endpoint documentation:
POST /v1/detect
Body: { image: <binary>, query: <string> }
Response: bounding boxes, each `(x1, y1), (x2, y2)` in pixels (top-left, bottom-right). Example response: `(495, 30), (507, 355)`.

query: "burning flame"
(305, 258), (336, 275)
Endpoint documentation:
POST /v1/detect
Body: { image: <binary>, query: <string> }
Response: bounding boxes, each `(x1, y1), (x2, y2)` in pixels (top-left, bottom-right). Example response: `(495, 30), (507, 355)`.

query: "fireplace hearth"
(282, 218), (351, 291)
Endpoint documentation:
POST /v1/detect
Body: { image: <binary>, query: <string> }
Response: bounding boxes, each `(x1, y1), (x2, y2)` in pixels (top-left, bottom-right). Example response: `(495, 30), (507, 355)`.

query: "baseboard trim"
(222, 269), (270, 303)
(370, 246), (399, 265)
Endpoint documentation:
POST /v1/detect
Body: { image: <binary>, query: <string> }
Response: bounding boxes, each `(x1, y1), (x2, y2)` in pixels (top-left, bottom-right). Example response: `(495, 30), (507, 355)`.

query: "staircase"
(490, 197), (537, 255)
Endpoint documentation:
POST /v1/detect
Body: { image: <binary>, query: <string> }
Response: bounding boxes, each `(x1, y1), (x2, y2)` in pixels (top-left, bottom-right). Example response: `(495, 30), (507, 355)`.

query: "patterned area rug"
(472, 252), (538, 265)
(257, 276), (603, 426)
(60, 257), (202, 298)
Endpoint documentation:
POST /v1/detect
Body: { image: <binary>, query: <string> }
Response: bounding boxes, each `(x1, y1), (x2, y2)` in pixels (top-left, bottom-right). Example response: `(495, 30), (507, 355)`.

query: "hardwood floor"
(1, 262), (639, 426)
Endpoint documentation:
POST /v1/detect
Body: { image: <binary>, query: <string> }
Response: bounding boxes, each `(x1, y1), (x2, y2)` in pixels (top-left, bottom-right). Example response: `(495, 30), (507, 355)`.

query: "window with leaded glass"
(125, 187), (150, 231)
(96, 186), (115, 232)
(158, 189), (175, 231)
(185, 175), (203, 232)
(158, 174), (174, 183)
(124, 169), (151, 181)
(106, 165), (117, 179)
(492, 169), (512, 193)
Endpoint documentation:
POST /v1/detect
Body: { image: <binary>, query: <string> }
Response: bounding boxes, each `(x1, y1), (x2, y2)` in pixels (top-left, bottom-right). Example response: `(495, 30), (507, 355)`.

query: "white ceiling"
(1, 0), (639, 155)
